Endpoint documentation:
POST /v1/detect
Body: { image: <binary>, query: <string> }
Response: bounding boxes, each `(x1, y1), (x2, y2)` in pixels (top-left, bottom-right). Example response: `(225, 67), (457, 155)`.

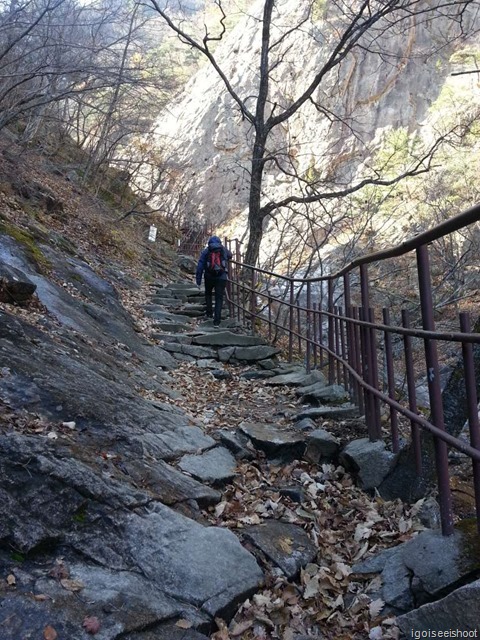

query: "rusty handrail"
(223, 204), (480, 537)
(232, 202), (480, 282)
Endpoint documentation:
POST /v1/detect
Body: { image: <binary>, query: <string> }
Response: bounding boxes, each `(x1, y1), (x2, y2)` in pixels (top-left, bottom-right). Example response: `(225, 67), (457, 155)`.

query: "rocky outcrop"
(353, 526), (480, 617)
(0, 236), (265, 637)
(151, 0), (476, 255)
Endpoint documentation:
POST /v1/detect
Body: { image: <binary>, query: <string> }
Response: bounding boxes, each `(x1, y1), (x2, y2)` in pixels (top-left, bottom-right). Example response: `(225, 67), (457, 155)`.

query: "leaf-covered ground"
(143, 312), (430, 640)
(0, 280), (427, 640)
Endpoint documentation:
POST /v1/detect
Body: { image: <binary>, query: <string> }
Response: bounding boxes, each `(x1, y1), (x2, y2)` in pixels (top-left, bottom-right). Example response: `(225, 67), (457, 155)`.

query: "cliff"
(152, 0), (480, 263)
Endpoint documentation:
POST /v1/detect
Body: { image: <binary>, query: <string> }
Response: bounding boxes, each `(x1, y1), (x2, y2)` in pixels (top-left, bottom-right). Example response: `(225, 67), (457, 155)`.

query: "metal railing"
(176, 223), (213, 256)
(223, 204), (480, 536)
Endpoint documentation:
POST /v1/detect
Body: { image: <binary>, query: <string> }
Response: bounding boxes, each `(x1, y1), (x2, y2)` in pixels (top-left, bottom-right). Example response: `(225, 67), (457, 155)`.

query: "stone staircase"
(145, 282), (282, 368)
(141, 282), (480, 638)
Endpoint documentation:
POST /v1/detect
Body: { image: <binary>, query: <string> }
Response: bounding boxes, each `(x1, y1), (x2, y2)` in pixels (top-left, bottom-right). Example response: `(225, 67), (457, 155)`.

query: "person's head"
(208, 235), (222, 249)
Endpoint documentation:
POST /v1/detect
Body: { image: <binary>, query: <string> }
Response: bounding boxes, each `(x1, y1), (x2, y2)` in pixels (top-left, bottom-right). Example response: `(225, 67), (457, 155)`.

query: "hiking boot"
(213, 322), (220, 329)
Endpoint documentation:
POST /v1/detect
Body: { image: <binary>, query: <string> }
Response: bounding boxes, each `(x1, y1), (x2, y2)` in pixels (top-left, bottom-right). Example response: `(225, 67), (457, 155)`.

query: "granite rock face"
(0, 238), (264, 637)
(150, 0), (475, 259)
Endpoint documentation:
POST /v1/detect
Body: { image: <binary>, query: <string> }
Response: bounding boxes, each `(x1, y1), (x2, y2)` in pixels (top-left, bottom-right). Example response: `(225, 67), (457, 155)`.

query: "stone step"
(179, 308), (206, 317)
(167, 287), (200, 297)
(178, 447), (237, 487)
(151, 333), (193, 344)
(294, 405), (359, 421)
(153, 322), (193, 333)
(162, 342), (217, 359)
(192, 331), (267, 347)
(146, 310), (194, 324)
(150, 296), (182, 306)
(166, 282), (198, 290)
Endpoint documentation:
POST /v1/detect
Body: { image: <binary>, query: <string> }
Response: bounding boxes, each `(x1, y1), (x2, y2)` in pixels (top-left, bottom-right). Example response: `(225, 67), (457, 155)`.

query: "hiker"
(196, 235), (232, 327)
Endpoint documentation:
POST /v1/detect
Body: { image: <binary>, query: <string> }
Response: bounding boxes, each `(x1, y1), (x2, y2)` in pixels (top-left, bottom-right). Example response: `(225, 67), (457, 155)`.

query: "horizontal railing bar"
(231, 279), (480, 344)
(229, 289), (480, 458)
(230, 202), (480, 283)
(309, 338), (480, 462)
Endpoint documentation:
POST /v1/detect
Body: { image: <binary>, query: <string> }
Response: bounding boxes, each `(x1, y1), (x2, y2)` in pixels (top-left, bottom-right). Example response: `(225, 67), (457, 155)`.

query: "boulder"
(293, 417), (317, 431)
(233, 345), (281, 362)
(153, 321), (193, 332)
(120, 459), (221, 506)
(397, 579), (480, 634)
(239, 422), (306, 460)
(218, 429), (255, 460)
(0, 262), (37, 303)
(162, 342), (217, 359)
(340, 438), (396, 489)
(218, 346), (236, 363)
(296, 383), (349, 405)
(240, 369), (276, 380)
(0, 434), (263, 633)
(175, 254), (198, 273)
(294, 405), (360, 421)
(353, 526), (480, 614)
(243, 520), (317, 578)
(178, 447), (237, 486)
(304, 429), (340, 463)
(266, 369), (327, 387)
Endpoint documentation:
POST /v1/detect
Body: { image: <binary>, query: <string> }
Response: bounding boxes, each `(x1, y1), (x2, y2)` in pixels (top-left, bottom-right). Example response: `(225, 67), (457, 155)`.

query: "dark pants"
(204, 277), (227, 324)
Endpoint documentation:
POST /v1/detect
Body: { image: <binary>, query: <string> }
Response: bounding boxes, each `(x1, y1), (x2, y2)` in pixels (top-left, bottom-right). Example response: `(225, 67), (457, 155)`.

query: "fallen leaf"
(214, 501), (228, 517)
(354, 523), (373, 542)
(277, 536), (293, 554)
(44, 625), (58, 640)
(6, 574), (16, 586)
(175, 619), (193, 629)
(230, 619), (254, 636)
(369, 598), (385, 618)
(82, 616), (101, 634)
(398, 517), (412, 533)
(369, 625), (384, 639)
(49, 561), (69, 580)
(303, 575), (320, 599)
(60, 578), (84, 592)
(253, 593), (272, 607)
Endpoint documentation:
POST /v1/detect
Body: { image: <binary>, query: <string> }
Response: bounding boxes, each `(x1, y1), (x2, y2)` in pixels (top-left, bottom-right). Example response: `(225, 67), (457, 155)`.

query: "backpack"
(206, 247), (227, 276)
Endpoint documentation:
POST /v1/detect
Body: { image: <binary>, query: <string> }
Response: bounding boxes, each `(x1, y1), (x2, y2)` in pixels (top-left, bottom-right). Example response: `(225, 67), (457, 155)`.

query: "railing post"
(268, 294), (272, 342)
(352, 307), (364, 416)
(383, 308), (399, 453)
(339, 306), (347, 390)
(402, 310), (422, 474)
(250, 268), (256, 335)
(460, 312), (480, 533)
(359, 306), (374, 438)
(416, 244), (453, 536)
(306, 281), (312, 373)
(328, 279), (335, 384)
(288, 280), (294, 362)
(312, 302), (318, 368)
(343, 273), (355, 399)
(334, 306), (341, 384)
(360, 265), (381, 440)
(296, 300), (302, 356)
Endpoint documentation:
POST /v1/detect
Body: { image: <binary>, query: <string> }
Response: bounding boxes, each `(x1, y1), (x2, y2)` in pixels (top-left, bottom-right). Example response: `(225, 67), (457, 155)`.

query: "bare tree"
(0, 0), (177, 196)
(145, 0), (480, 266)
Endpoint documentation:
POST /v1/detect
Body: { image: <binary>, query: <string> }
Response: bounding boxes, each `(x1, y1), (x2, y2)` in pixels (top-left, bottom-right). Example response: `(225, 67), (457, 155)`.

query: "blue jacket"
(196, 236), (232, 285)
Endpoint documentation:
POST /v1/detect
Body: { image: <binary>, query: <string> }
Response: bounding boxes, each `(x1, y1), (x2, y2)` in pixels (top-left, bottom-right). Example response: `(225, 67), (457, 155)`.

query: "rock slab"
(178, 447), (237, 486)
(243, 520), (317, 578)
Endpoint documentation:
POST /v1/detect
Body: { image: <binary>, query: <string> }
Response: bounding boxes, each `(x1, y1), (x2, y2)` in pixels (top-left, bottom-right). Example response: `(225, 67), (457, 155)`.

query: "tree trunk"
(243, 128), (268, 266)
